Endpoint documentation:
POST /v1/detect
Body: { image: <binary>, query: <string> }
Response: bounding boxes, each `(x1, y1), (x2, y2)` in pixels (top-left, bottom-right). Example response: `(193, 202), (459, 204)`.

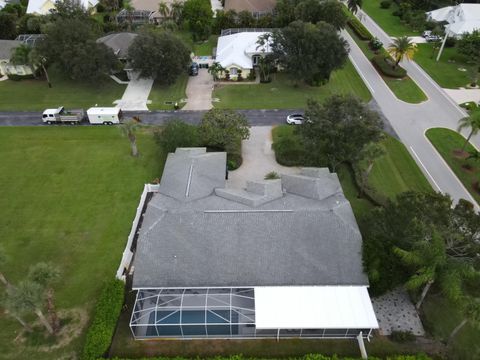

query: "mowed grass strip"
(0, 126), (164, 359)
(213, 61), (372, 109)
(148, 73), (188, 110)
(426, 127), (480, 204)
(0, 70), (125, 111)
(415, 44), (471, 89)
(362, 0), (419, 37)
(368, 134), (432, 200)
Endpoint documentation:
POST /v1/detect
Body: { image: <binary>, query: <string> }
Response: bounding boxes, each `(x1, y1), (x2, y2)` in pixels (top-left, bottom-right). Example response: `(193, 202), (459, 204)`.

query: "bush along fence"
(81, 279), (125, 360)
(109, 354), (433, 360)
(347, 14), (408, 79)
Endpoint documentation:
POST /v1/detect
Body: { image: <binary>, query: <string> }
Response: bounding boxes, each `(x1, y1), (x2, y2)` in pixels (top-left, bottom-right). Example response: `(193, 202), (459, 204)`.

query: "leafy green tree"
(297, 95), (383, 170)
(158, 1), (170, 18)
(213, 10), (237, 33)
(295, 0), (347, 30)
(120, 118), (141, 157)
(347, 0), (363, 14)
(11, 44), (53, 86)
(7, 281), (54, 334)
(388, 36), (417, 68)
(0, 13), (17, 39)
(50, 0), (89, 19)
(128, 30), (190, 83)
(28, 263), (61, 333)
(271, 21), (349, 85)
(237, 10), (255, 28)
(154, 119), (200, 153)
(274, 0), (302, 27)
(199, 109), (250, 152)
(458, 30), (480, 68)
(457, 111), (480, 152)
(356, 141), (385, 196)
(37, 18), (118, 82)
(170, 0), (184, 24)
(182, 0), (213, 41)
(363, 191), (453, 295)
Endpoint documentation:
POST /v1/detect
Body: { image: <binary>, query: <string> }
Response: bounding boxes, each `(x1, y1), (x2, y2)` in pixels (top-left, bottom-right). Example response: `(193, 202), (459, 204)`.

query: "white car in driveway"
(286, 114), (305, 125)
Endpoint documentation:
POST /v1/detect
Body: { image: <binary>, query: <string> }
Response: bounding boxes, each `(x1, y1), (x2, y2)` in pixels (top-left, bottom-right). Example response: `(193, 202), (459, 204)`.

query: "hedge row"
(82, 279), (125, 360)
(371, 55), (407, 78)
(110, 354), (433, 360)
(347, 17), (373, 41)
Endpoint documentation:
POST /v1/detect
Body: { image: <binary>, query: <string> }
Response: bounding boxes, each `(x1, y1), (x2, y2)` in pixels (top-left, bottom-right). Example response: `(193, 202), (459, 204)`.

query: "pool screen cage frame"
(130, 287), (256, 339)
(130, 287), (374, 340)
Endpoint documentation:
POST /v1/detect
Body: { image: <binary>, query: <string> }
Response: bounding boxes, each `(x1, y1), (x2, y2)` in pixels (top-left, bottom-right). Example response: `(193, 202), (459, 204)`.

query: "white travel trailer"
(86, 107), (122, 125)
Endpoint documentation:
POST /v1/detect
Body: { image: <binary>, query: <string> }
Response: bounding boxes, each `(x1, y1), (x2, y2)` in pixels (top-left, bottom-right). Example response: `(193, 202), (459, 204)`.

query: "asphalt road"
(0, 109), (300, 126)
(348, 10), (480, 209)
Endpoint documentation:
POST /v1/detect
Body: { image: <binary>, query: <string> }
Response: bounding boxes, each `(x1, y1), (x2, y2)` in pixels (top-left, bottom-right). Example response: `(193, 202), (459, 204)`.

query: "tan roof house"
(224, 0), (276, 16)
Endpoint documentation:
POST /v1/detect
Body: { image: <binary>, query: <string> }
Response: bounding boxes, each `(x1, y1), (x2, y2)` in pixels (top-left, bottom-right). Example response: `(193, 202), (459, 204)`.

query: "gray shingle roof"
(96, 32), (138, 59)
(132, 149), (368, 289)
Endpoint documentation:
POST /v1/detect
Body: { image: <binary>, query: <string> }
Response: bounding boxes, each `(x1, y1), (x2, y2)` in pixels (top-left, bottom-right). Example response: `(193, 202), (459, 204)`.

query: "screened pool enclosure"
(130, 287), (377, 340)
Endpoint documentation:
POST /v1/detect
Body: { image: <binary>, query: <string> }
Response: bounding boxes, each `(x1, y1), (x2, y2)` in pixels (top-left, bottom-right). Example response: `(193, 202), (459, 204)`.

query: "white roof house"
(426, 4), (480, 37)
(26, 0), (99, 15)
(216, 31), (272, 70)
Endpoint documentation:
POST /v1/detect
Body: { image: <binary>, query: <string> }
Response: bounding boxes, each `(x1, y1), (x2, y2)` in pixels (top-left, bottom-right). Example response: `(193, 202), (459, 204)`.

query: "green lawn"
(346, 27), (427, 104)
(148, 73), (188, 110)
(213, 61), (371, 109)
(422, 294), (480, 360)
(425, 127), (480, 204)
(367, 135), (432, 200)
(0, 127), (165, 359)
(0, 70), (125, 111)
(193, 35), (218, 56)
(362, 0), (419, 37)
(415, 44), (472, 89)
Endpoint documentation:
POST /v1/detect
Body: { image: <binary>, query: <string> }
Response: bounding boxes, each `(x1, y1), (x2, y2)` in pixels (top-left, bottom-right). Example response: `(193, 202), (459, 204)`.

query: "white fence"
(115, 183), (160, 281)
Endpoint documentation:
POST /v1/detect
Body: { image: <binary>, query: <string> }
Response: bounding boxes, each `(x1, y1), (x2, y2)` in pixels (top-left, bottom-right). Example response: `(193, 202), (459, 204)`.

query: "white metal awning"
(254, 286), (379, 330)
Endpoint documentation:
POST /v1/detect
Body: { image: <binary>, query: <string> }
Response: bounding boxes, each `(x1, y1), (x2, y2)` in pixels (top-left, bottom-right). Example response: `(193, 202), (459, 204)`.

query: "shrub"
(370, 37), (383, 51)
(153, 119), (200, 153)
(227, 152), (242, 170)
(380, 0), (392, 9)
(7, 73), (35, 81)
(390, 330), (416, 343)
(96, 3), (105, 12)
(264, 171), (280, 180)
(81, 279), (125, 360)
(371, 54), (407, 78)
(237, 69), (243, 81)
(445, 36), (456, 48)
(272, 135), (306, 166)
(347, 17), (373, 41)
(392, 9), (402, 17)
(247, 70), (255, 81)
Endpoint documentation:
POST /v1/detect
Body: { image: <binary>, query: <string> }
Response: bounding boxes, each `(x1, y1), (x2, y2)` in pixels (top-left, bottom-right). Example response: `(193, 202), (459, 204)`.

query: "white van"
(86, 107), (122, 125)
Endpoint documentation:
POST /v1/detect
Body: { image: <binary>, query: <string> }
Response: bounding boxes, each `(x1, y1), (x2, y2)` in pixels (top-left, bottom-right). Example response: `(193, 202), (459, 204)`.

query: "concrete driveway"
(227, 126), (300, 189)
(182, 69), (213, 111)
(347, 10), (480, 209)
(114, 72), (153, 111)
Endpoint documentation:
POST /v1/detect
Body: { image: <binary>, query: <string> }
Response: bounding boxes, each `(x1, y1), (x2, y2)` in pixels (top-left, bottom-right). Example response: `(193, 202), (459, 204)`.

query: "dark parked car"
(189, 62), (199, 76)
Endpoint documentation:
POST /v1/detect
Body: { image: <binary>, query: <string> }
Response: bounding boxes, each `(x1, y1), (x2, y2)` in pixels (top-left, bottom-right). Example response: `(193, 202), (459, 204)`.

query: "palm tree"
(394, 231), (477, 310)
(121, 118), (141, 157)
(448, 296), (480, 343)
(28, 263), (61, 333)
(123, 0), (135, 31)
(208, 62), (225, 81)
(2, 294), (33, 333)
(158, 1), (170, 18)
(388, 36), (417, 69)
(7, 280), (54, 334)
(170, 0), (183, 25)
(347, 0), (363, 14)
(0, 246), (10, 288)
(457, 111), (480, 152)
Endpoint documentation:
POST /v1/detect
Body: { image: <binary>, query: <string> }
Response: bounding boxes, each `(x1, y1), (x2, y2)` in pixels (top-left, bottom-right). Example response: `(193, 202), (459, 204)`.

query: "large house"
(26, 0), (98, 15)
(128, 148), (378, 344)
(117, 0), (184, 24)
(224, 0), (276, 18)
(426, 4), (480, 38)
(215, 31), (272, 79)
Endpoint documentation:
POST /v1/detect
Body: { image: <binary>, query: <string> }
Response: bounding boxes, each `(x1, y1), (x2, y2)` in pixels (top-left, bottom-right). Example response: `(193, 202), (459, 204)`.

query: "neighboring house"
(117, 0), (185, 24)
(0, 39), (35, 78)
(224, 0), (276, 18)
(128, 148), (378, 346)
(426, 4), (480, 38)
(26, 0), (99, 15)
(97, 32), (138, 60)
(215, 31), (272, 79)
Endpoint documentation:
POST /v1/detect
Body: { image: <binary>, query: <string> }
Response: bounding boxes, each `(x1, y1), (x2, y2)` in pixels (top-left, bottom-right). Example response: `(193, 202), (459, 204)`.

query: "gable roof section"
(96, 32), (138, 58)
(133, 152), (367, 289)
(216, 32), (272, 69)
